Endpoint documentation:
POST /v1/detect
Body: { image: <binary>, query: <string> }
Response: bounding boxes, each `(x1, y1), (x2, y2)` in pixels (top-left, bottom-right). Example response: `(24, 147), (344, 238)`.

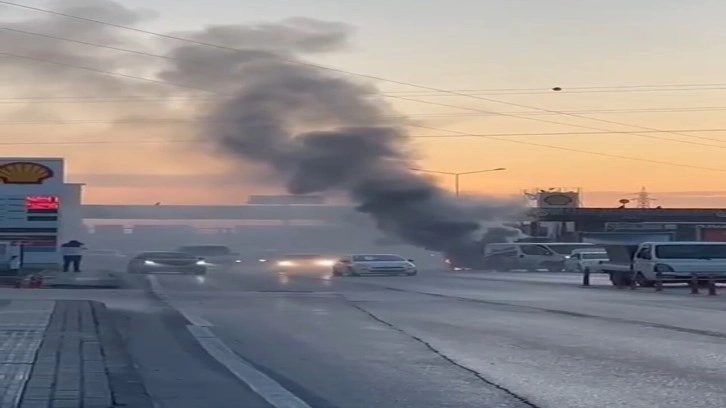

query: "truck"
(175, 245), (243, 267)
(578, 231), (676, 286)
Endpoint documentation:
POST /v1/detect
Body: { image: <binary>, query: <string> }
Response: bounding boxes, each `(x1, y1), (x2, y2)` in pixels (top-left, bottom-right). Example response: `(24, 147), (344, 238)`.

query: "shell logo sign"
(0, 162), (54, 184)
(537, 192), (579, 208)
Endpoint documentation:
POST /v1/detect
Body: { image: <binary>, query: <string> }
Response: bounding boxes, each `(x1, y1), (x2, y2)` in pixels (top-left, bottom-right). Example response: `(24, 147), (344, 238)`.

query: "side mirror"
(407, 259), (415, 263)
(197, 257), (205, 260)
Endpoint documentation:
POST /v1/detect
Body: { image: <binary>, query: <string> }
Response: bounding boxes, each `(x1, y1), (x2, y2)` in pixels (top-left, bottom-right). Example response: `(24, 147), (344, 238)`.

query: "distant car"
(273, 254), (337, 269)
(333, 254), (417, 276)
(176, 245), (243, 267)
(564, 250), (609, 272)
(127, 251), (206, 275)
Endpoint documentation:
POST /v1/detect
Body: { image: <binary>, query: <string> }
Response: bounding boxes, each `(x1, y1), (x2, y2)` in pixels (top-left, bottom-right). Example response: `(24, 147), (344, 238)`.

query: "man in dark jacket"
(60, 240), (86, 272)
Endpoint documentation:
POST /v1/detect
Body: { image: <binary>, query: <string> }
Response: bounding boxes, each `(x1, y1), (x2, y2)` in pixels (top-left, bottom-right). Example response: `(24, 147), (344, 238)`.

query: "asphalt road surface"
(16, 266), (726, 407)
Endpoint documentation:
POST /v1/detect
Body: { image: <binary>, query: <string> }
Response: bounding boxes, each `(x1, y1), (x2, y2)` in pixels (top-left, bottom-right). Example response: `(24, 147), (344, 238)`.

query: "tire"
(332, 269), (342, 276)
(635, 272), (655, 287)
(406, 271), (417, 276)
(609, 271), (632, 287)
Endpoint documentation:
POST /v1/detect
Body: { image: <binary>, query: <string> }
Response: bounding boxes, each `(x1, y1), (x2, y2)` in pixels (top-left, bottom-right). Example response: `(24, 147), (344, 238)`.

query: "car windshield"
(655, 244), (726, 259)
(353, 255), (405, 262)
(178, 246), (231, 255)
(582, 253), (608, 260)
(141, 252), (195, 259)
(548, 244), (594, 255)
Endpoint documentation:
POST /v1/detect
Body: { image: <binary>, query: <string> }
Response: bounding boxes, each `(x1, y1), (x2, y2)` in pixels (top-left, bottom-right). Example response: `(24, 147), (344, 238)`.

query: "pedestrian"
(60, 240), (86, 272)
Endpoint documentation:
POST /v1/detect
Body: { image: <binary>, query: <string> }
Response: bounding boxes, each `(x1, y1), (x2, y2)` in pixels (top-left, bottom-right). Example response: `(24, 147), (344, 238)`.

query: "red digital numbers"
(25, 195), (59, 210)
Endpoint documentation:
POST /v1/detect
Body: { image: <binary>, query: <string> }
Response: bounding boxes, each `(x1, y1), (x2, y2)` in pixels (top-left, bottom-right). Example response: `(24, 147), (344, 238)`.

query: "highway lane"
(148, 266), (726, 408)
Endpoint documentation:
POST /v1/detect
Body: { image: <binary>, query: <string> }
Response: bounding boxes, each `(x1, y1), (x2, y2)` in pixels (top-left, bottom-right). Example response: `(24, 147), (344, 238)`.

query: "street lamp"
(410, 167), (506, 196)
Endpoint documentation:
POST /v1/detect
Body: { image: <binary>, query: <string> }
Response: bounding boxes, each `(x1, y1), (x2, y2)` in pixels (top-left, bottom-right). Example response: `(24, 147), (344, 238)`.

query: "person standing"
(60, 240), (86, 272)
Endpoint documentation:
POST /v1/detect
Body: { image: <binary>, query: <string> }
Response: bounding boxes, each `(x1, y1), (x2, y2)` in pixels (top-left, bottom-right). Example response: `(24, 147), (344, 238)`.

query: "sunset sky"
(3, 0), (726, 207)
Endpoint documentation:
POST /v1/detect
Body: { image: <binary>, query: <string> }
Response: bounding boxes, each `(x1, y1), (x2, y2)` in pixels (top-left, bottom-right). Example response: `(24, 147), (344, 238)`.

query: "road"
(11, 266), (726, 407)
(111, 265), (726, 408)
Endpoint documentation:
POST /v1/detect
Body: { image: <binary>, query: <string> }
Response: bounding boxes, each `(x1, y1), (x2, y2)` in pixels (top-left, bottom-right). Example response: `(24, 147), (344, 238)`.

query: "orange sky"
(4, 1), (726, 208)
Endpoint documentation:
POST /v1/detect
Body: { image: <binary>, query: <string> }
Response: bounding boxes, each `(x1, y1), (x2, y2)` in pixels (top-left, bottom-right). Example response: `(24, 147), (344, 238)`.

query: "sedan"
(332, 254), (417, 276)
(127, 251), (207, 275)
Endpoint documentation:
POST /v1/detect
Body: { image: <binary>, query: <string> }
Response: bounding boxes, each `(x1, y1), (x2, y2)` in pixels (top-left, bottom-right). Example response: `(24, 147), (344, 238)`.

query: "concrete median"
(40, 269), (123, 289)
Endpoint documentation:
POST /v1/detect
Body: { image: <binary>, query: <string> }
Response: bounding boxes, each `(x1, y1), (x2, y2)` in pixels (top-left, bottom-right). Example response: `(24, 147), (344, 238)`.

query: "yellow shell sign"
(542, 194), (574, 206)
(0, 162), (54, 184)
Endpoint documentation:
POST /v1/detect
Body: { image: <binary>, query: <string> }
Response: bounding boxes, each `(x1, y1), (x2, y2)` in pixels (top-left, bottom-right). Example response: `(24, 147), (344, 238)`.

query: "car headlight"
(316, 259), (335, 266)
(144, 260), (156, 265)
(258, 259), (267, 262)
(196, 260), (206, 265)
(278, 261), (293, 267)
(235, 259), (242, 263)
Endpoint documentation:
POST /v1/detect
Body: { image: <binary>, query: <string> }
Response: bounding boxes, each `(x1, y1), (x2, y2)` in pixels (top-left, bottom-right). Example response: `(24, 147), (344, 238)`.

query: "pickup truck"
(175, 245), (243, 267)
(578, 231), (675, 286)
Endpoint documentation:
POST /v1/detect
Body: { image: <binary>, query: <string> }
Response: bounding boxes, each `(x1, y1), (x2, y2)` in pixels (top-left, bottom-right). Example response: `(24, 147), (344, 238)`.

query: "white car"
(332, 254), (417, 276)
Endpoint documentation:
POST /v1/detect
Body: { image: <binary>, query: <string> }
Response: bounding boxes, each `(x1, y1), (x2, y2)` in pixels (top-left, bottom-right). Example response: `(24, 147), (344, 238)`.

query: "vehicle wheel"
(635, 272), (655, 287)
(609, 271), (632, 287)
(406, 271), (417, 276)
(332, 269), (342, 276)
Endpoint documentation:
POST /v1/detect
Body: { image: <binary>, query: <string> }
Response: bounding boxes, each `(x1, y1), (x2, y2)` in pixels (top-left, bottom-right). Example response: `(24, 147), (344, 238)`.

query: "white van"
(633, 241), (726, 285)
(484, 242), (595, 271)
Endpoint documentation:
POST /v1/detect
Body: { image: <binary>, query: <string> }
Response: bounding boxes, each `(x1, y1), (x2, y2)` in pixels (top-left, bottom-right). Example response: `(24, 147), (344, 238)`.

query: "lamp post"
(410, 167), (506, 196)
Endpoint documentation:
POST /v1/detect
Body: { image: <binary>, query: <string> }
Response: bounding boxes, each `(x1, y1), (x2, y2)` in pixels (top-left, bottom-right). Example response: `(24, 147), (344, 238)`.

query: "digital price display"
(25, 195), (59, 210)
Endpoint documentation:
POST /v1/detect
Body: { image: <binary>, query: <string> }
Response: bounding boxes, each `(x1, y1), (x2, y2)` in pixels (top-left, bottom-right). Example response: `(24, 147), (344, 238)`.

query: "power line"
(409, 124), (726, 173)
(4, 118), (726, 138)
(0, 51), (218, 94)
(3, 1), (714, 146)
(5, 132), (725, 172)
(3, 3), (726, 168)
(12, 46), (725, 149)
(0, 26), (176, 60)
(1, 9), (725, 149)
(6, 127), (726, 142)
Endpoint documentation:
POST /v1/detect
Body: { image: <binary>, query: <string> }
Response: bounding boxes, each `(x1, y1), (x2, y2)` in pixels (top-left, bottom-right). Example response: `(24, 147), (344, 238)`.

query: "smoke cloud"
(161, 24), (516, 253)
(1, 0), (518, 252)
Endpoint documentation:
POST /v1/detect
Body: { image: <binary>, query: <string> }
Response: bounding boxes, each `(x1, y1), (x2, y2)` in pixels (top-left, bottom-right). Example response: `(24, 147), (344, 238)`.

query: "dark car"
(127, 251), (206, 275)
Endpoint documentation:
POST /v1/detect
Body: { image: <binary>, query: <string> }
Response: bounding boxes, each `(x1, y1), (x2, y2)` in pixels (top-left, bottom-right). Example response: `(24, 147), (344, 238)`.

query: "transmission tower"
(633, 186), (656, 208)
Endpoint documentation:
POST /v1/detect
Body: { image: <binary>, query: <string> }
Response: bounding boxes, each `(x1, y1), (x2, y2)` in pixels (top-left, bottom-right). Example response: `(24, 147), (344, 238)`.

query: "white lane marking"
(147, 275), (310, 407)
(186, 325), (312, 408)
(146, 275), (213, 326)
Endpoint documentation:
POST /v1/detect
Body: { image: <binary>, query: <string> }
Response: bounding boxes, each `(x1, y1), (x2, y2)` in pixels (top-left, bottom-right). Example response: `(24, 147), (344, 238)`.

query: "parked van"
(631, 241), (726, 285)
(483, 242), (595, 271)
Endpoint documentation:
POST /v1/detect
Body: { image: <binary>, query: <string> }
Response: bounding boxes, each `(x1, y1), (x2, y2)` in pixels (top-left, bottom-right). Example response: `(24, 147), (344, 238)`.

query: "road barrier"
(708, 275), (718, 296)
(655, 272), (663, 292)
(582, 268), (590, 287)
(690, 274), (700, 294)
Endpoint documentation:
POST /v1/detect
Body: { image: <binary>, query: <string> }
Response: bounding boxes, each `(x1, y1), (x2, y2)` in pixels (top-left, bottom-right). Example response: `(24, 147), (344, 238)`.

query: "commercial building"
(0, 158), (83, 270)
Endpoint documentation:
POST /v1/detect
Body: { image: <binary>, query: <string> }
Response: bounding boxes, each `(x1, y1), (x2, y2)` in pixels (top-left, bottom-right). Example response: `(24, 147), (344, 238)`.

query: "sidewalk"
(0, 300), (153, 408)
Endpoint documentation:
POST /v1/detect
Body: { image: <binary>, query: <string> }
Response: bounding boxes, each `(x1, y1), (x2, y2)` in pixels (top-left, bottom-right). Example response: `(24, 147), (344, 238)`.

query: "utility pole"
(410, 167), (506, 196)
